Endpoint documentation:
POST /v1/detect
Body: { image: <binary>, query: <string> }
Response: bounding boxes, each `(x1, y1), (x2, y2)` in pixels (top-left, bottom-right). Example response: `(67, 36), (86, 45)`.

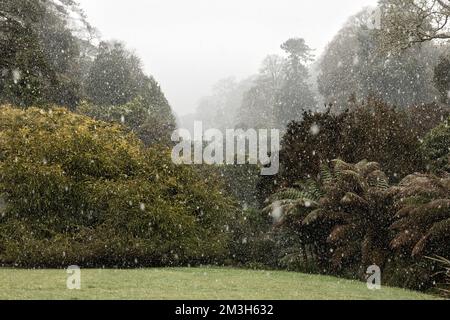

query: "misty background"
(78, 0), (378, 117)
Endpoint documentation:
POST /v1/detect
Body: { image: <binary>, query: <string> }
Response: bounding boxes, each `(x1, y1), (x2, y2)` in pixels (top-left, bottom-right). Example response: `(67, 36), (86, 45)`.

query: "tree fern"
(270, 159), (396, 272)
(390, 174), (450, 258)
(305, 159), (394, 269)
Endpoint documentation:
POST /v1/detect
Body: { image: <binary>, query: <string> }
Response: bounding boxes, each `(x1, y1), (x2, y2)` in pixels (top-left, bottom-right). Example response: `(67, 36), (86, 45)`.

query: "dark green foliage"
(266, 160), (394, 274)
(263, 178), (326, 273)
(0, 0), (86, 109)
(340, 101), (426, 180)
(421, 117), (450, 174)
(0, 106), (235, 267)
(217, 163), (261, 209)
(389, 174), (450, 258)
(382, 256), (437, 291)
(85, 41), (144, 106)
(264, 175), (327, 272)
(265, 157), (450, 291)
(433, 55), (450, 104)
(77, 94), (176, 146)
(315, 160), (394, 271)
(228, 209), (277, 268)
(277, 100), (449, 191)
(81, 41), (176, 146)
(280, 108), (347, 186)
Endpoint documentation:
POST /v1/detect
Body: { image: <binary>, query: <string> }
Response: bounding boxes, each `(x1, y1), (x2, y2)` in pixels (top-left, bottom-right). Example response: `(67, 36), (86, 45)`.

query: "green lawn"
(0, 267), (439, 300)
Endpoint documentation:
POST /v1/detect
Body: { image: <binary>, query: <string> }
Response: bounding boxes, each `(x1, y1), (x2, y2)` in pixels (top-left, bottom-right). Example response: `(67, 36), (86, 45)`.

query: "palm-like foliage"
(263, 182), (322, 223)
(308, 160), (394, 270)
(389, 174), (450, 257)
(263, 180), (323, 270)
(265, 159), (394, 272)
(266, 156), (450, 281)
(420, 114), (449, 174)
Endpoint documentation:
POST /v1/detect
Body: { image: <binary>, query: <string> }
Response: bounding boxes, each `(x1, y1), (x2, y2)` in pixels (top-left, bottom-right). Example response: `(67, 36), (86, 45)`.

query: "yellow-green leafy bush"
(0, 106), (235, 267)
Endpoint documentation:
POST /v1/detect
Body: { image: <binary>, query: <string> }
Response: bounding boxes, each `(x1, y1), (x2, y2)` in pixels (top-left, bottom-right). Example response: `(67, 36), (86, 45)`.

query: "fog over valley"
(78, 0), (378, 117)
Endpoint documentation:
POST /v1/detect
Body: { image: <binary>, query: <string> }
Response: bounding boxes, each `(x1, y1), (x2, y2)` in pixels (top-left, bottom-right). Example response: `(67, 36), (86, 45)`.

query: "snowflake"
(12, 69), (21, 84)
(310, 123), (320, 136)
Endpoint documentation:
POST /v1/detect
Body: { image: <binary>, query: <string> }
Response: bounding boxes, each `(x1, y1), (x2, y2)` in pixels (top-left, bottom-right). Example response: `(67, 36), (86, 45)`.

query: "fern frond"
(367, 170), (389, 189)
(299, 179), (323, 201)
(399, 199), (450, 228)
(390, 229), (422, 250)
(320, 163), (333, 185)
(332, 159), (354, 173)
(412, 217), (450, 256)
(267, 188), (306, 202)
(303, 209), (351, 226)
(354, 159), (369, 173)
(340, 192), (369, 208)
(327, 224), (357, 243)
(302, 209), (325, 226)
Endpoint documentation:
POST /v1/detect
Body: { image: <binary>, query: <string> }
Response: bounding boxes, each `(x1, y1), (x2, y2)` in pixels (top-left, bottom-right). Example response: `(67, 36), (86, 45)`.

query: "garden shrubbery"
(0, 106), (235, 267)
(263, 158), (450, 290)
(278, 100), (449, 187)
(0, 99), (448, 295)
(232, 101), (450, 293)
(77, 96), (176, 147)
(228, 208), (277, 268)
(421, 116), (450, 174)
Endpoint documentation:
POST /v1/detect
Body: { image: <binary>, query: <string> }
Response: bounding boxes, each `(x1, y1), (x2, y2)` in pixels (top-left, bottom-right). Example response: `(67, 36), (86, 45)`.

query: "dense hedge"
(0, 106), (236, 267)
(421, 116), (450, 174)
(278, 100), (449, 190)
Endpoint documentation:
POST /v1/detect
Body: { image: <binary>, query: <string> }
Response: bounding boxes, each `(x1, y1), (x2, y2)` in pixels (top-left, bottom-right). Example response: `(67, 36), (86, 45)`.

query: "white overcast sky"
(78, 0), (378, 116)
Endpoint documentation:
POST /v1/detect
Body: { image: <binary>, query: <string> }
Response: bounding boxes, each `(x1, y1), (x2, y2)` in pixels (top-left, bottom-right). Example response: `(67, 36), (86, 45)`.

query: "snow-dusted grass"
(0, 267), (439, 300)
